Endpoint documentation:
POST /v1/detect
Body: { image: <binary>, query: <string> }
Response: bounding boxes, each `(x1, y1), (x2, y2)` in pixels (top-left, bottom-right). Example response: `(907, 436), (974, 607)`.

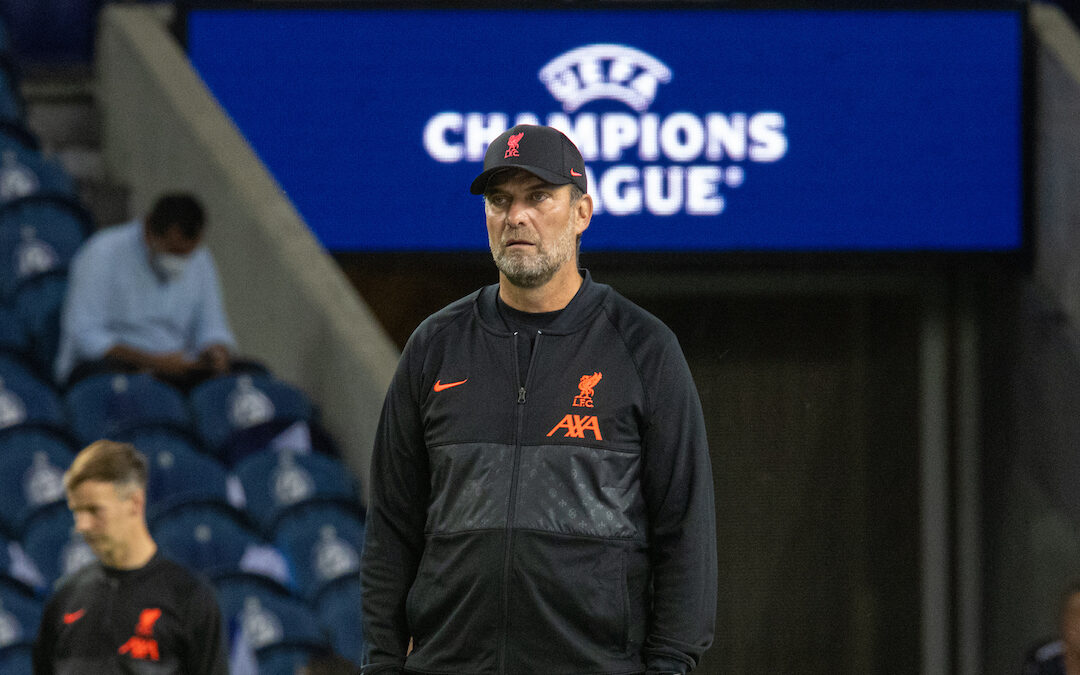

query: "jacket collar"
(475, 269), (608, 336)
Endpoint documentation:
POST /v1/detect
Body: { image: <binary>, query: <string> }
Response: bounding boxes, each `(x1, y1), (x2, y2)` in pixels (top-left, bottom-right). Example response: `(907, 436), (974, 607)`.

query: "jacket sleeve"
(55, 241), (120, 380)
(32, 595), (59, 675)
(639, 334), (717, 673)
(360, 339), (430, 674)
(190, 251), (237, 354)
(185, 578), (230, 675)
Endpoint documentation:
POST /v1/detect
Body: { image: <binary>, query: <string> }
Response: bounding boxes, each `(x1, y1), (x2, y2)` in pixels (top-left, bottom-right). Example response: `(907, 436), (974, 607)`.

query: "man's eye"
(531, 192), (548, 202)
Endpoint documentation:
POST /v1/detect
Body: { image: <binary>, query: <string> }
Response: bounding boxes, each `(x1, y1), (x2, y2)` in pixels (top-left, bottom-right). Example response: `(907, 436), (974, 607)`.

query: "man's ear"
(128, 487), (147, 517)
(574, 193), (593, 236)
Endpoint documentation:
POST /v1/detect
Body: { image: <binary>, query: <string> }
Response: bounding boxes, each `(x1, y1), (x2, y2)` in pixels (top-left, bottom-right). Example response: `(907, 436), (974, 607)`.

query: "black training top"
(33, 551), (228, 675)
(362, 270), (717, 674)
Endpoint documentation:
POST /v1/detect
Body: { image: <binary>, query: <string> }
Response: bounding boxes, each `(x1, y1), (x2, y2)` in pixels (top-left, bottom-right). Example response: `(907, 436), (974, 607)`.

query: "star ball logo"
(423, 43), (788, 217)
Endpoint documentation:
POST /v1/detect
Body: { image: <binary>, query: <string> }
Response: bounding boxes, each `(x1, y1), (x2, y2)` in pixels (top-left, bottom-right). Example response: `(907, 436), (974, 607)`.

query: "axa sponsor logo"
(547, 414), (604, 441)
(118, 608), (162, 661)
(423, 43), (787, 218)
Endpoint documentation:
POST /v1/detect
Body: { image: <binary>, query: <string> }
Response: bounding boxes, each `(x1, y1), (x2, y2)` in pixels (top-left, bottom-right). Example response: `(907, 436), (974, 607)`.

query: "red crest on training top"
(504, 132), (524, 159)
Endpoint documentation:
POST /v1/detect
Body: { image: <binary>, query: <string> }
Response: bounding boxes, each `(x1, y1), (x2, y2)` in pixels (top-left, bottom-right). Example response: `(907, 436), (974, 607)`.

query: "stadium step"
(20, 64), (130, 229)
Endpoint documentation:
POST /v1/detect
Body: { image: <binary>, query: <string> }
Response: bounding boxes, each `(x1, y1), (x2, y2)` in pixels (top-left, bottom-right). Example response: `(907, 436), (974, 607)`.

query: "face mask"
(152, 252), (190, 281)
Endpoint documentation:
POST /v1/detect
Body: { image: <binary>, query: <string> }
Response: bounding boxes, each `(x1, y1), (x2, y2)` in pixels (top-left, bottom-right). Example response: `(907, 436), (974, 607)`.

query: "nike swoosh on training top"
(433, 379), (468, 392)
(63, 609), (86, 624)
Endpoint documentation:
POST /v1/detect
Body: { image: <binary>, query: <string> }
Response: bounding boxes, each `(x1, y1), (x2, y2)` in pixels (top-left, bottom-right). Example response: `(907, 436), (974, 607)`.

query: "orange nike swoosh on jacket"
(433, 379), (468, 392)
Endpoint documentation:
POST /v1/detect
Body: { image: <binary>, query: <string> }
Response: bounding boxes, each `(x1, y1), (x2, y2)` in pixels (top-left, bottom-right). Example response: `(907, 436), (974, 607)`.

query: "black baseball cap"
(469, 124), (587, 195)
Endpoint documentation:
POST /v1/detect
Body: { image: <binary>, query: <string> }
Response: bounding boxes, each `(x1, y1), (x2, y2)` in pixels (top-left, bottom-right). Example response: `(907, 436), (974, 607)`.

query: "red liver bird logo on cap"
(504, 132), (524, 158)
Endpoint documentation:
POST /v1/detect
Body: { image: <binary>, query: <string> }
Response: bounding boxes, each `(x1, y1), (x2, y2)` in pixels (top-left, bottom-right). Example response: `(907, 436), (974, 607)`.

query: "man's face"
(145, 224), (201, 257)
(484, 171), (591, 289)
(67, 480), (141, 567)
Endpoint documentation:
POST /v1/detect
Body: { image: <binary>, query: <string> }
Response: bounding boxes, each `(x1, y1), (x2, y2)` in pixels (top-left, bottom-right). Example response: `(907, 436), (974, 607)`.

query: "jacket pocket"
(509, 534), (634, 672)
(402, 533), (503, 673)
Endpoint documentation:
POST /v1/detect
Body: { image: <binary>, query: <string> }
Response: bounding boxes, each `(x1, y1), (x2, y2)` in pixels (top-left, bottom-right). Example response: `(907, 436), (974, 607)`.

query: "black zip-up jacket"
(33, 552), (228, 675)
(361, 272), (716, 674)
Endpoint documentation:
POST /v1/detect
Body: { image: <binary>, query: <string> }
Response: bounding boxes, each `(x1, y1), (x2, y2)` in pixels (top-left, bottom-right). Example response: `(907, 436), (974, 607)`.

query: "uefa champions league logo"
(423, 42), (787, 218)
(538, 44), (672, 113)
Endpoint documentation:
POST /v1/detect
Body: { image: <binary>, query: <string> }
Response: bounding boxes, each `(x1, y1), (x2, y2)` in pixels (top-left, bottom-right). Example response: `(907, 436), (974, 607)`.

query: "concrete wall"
(1034, 3), (1080, 326)
(984, 4), (1080, 672)
(94, 4), (399, 502)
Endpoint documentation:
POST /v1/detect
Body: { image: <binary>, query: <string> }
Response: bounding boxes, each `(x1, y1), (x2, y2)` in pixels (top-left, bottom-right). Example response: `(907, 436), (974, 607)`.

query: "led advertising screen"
(184, 5), (1025, 254)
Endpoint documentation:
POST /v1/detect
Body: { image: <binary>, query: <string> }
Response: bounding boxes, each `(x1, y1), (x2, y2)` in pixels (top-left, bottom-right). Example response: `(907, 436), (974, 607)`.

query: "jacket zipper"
(498, 329), (543, 674)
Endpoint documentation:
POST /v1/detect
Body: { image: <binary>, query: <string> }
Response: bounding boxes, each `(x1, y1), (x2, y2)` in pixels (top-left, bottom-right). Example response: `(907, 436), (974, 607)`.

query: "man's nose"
(505, 198), (530, 226)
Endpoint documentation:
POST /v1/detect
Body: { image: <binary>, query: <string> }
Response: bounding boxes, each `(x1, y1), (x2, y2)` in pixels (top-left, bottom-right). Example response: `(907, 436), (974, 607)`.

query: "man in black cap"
(361, 125), (716, 674)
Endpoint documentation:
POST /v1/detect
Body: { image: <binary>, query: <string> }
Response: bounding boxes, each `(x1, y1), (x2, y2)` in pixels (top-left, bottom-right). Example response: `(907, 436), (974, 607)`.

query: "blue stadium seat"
(0, 121), (36, 153)
(273, 502), (363, 602)
(0, 356), (66, 439)
(0, 91), (21, 131)
(0, 303), (29, 361)
(0, 146), (78, 210)
(0, 582), (41, 654)
(0, 60), (25, 128)
(20, 505), (93, 588)
(0, 433), (73, 538)
(11, 270), (65, 376)
(190, 374), (316, 465)
(126, 428), (235, 524)
(314, 575), (363, 667)
(215, 575), (329, 661)
(0, 534), (43, 596)
(151, 504), (291, 589)
(0, 644), (32, 675)
(0, 198), (90, 299)
(234, 448), (360, 535)
(64, 373), (192, 446)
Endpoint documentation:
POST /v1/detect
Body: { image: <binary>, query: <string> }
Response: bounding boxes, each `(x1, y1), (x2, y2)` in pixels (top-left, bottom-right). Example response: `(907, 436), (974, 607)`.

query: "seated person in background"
(54, 193), (236, 389)
(1023, 580), (1080, 675)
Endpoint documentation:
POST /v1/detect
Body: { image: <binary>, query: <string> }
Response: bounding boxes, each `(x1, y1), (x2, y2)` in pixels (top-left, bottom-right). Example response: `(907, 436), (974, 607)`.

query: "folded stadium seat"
(272, 502), (363, 603)
(10, 270), (64, 376)
(20, 504), (94, 589)
(150, 503), (292, 590)
(0, 644), (31, 675)
(0, 433), (74, 538)
(64, 372), (193, 447)
(0, 303), (29, 362)
(0, 80), (17, 129)
(0, 145), (79, 211)
(0, 121), (37, 153)
(121, 428), (238, 526)
(0, 581), (41, 669)
(0, 196), (91, 298)
(314, 575), (363, 667)
(233, 448), (360, 535)
(190, 374), (318, 465)
(0, 356), (68, 443)
(215, 574), (330, 674)
(0, 533), (43, 596)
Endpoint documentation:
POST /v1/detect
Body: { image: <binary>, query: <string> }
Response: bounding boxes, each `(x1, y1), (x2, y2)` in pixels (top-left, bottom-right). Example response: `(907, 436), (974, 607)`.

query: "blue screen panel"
(185, 7), (1024, 253)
